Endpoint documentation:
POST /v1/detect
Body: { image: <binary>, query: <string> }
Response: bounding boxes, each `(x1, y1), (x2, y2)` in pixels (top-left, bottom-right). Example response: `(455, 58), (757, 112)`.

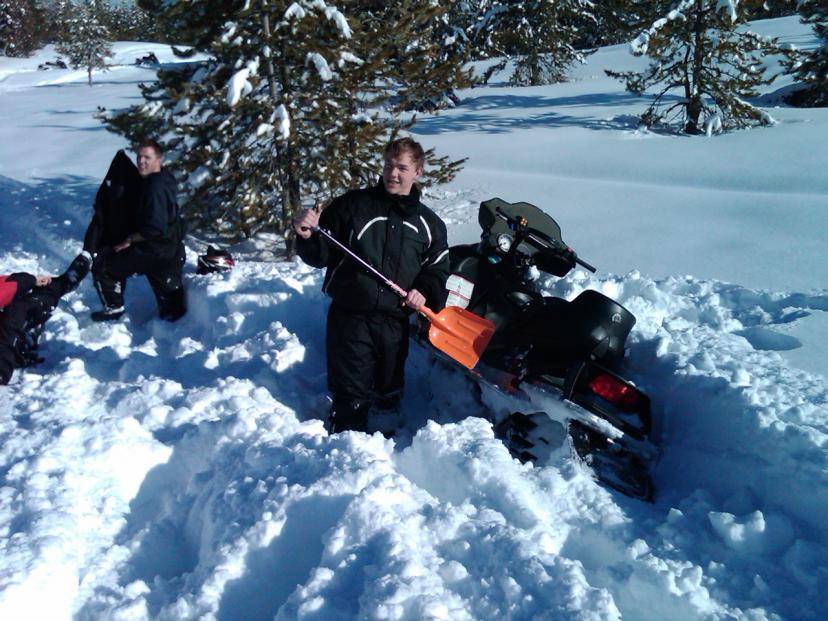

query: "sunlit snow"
(0, 17), (826, 621)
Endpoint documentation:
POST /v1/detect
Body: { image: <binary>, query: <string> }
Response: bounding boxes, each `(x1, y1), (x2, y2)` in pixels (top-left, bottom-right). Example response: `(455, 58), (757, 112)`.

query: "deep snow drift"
(0, 18), (826, 621)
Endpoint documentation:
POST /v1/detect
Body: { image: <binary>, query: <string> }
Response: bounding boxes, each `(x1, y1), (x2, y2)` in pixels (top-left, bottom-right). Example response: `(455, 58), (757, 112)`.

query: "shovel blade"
(427, 306), (496, 369)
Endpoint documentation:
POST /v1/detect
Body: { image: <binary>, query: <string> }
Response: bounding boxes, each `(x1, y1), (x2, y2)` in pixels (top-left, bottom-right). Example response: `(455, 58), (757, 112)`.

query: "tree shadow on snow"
(33, 79), (147, 88)
(411, 92), (645, 135)
(28, 123), (107, 132)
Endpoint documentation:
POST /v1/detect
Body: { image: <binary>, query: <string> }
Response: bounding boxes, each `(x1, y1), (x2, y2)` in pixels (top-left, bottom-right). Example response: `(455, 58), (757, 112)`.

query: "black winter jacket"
(297, 184), (449, 316)
(133, 168), (182, 258)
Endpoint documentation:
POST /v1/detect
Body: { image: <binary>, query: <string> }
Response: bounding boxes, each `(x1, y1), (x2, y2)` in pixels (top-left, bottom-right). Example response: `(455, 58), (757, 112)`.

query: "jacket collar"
(371, 182), (422, 216)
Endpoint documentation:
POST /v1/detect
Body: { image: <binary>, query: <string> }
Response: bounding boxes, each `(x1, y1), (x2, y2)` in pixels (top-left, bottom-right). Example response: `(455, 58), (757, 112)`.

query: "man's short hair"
(384, 137), (424, 169)
(137, 139), (163, 157)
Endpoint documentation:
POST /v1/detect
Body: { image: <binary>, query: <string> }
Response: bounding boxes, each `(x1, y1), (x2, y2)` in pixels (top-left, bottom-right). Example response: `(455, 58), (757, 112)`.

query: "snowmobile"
(416, 198), (655, 501)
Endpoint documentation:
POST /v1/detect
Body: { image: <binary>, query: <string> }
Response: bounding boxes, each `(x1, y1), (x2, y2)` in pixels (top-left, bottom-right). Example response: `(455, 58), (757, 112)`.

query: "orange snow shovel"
(313, 226), (495, 369)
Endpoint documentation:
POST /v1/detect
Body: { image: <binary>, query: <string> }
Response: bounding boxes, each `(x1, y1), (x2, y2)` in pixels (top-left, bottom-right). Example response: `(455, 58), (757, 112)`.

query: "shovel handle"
(313, 225), (412, 299)
(418, 306), (438, 323)
(312, 225), (439, 318)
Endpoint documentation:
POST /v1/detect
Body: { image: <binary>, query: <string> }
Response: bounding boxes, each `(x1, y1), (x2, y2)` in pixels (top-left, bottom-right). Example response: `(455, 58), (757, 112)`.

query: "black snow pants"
(0, 276), (75, 385)
(92, 244), (186, 320)
(326, 303), (410, 432)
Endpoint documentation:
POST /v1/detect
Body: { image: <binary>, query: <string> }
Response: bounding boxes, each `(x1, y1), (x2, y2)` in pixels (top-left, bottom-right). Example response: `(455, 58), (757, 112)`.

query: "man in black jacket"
(87, 140), (186, 322)
(294, 138), (449, 433)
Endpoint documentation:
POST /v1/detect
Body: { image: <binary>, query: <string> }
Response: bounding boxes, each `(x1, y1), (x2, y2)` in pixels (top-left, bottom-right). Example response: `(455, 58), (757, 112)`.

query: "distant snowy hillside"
(0, 19), (826, 621)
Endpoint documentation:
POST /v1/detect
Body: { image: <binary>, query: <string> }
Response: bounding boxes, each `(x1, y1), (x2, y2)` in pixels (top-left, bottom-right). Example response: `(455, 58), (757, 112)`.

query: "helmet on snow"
(197, 246), (235, 274)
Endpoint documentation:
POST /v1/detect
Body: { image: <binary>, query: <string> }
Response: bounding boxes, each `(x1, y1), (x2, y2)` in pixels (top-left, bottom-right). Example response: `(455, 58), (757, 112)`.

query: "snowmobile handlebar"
(494, 208), (596, 273)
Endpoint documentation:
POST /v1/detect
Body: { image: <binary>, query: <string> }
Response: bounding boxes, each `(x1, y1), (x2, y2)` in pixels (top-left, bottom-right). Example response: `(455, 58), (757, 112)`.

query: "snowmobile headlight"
(496, 234), (513, 253)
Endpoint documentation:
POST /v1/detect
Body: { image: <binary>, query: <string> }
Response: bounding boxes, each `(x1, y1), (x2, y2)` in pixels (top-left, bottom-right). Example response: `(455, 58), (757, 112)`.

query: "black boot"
(328, 399), (370, 433)
(91, 306), (125, 322)
(371, 390), (402, 438)
(56, 251), (92, 295)
(0, 351), (13, 385)
(156, 286), (186, 322)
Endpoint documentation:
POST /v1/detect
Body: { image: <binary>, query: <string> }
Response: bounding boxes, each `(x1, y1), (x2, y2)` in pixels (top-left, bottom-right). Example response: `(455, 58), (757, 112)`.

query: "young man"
(0, 253), (91, 385)
(294, 138), (449, 432)
(87, 140), (186, 322)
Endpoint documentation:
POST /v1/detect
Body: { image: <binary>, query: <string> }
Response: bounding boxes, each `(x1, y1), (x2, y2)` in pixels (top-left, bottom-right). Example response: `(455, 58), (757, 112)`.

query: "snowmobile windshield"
(478, 198), (567, 273)
(479, 198), (563, 246)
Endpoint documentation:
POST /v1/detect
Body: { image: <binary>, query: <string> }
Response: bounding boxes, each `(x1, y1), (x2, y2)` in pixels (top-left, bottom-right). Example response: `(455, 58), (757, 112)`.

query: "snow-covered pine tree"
(606, 0), (783, 134)
(784, 0), (827, 106)
(136, 0), (234, 49)
(502, 0), (596, 85)
(577, 0), (659, 48)
(0, 1), (28, 56)
(45, 0), (75, 42)
(460, 0), (596, 85)
(99, 0), (463, 255)
(346, 1), (473, 112)
(407, 1), (476, 111)
(439, 1), (515, 84)
(745, 0), (797, 19)
(56, 0), (113, 86)
(0, 0), (46, 57)
(105, 3), (163, 43)
(444, 0), (509, 62)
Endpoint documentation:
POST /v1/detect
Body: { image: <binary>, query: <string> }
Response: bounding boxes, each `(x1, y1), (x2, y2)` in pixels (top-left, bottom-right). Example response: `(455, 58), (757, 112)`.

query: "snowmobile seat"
(567, 290), (635, 362)
(448, 244), (481, 283)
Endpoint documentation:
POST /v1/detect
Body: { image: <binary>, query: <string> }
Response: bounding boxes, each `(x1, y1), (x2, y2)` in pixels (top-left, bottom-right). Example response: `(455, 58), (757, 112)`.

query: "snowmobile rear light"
(587, 373), (645, 411)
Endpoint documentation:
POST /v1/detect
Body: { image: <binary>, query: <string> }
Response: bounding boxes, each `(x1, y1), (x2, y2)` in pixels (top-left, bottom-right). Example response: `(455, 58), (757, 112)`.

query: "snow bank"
(0, 210), (823, 619)
(1, 15), (826, 621)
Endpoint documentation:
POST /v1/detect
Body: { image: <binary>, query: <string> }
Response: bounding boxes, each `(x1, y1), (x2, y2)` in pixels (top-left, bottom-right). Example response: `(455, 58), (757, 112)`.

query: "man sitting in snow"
(293, 137), (449, 433)
(0, 253), (91, 385)
(87, 140), (187, 322)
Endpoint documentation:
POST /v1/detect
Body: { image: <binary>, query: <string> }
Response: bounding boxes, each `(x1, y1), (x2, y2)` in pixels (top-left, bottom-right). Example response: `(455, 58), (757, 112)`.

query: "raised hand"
(293, 203), (322, 239)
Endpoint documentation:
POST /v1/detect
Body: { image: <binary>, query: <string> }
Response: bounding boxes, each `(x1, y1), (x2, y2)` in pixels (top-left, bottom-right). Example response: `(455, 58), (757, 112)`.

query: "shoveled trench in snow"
(0, 16), (826, 621)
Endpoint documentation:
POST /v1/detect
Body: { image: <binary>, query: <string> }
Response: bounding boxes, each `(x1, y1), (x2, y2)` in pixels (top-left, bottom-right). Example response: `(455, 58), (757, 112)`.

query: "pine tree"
(784, 0), (827, 106)
(347, 1), (473, 112)
(504, 0), (596, 85)
(99, 0), (464, 255)
(104, 4), (163, 42)
(577, 0), (660, 48)
(136, 0), (234, 49)
(56, 0), (113, 86)
(606, 0), (783, 134)
(442, 0), (514, 64)
(0, 0), (46, 57)
(0, 1), (27, 56)
(47, 0), (75, 42)
(745, 0), (797, 19)
(455, 1), (596, 86)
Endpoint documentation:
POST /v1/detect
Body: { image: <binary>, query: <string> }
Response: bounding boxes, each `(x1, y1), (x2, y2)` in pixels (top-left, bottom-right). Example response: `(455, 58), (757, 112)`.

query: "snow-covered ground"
(0, 17), (826, 621)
